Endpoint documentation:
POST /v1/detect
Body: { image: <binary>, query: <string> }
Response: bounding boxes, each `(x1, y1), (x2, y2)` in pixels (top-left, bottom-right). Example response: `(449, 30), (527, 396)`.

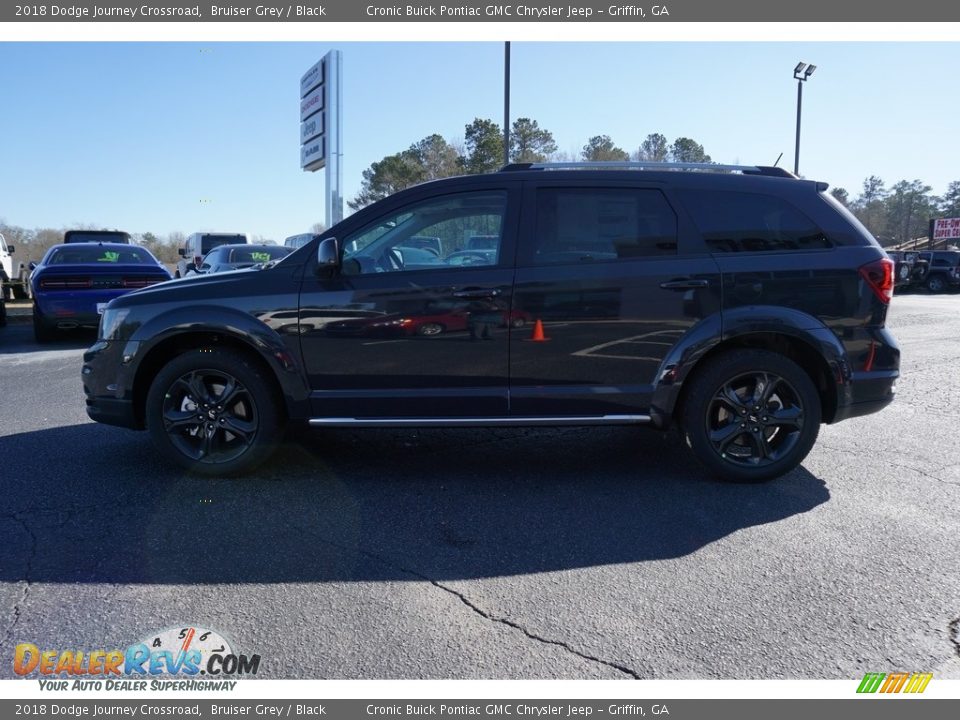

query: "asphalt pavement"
(0, 294), (958, 679)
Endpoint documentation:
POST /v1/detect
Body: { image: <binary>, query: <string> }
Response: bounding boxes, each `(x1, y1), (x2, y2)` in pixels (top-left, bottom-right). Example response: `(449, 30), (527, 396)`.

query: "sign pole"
(326, 50), (343, 227)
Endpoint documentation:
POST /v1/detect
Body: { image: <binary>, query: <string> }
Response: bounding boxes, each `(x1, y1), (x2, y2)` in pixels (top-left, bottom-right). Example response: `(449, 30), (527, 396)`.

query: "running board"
(308, 415), (651, 428)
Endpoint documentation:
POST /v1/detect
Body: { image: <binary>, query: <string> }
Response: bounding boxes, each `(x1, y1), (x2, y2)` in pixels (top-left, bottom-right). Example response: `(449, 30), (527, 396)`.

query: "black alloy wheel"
(681, 350), (821, 483)
(146, 348), (283, 476)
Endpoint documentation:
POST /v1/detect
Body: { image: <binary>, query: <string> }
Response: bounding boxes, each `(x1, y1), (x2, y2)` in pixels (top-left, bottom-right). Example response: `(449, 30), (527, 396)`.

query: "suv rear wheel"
(926, 275), (945, 293)
(145, 348), (283, 476)
(681, 350), (821, 483)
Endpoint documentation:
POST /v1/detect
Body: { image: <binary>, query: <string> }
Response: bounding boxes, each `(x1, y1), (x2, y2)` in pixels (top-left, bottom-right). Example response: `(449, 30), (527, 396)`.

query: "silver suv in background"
(177, 232), (248, 277)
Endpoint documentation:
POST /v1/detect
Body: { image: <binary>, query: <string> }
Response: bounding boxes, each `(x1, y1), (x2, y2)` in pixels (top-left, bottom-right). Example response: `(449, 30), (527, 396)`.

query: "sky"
(0, 41), (957, 242)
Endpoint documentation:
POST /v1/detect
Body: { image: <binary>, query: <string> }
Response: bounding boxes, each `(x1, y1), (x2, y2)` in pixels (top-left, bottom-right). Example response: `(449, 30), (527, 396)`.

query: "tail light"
(39, 277), (93, 289)
(121, 277), (165, 288)
(859, 258), (894, 304)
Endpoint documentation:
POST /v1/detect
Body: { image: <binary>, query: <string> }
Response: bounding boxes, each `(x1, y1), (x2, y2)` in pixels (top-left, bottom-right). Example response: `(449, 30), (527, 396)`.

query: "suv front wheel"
(145, 348), (284, 476)
(680, 350), (821, 483)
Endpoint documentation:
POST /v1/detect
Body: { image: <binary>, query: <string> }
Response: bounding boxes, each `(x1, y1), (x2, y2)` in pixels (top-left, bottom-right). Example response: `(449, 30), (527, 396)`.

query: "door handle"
(452, 288), (502, 299)
(659, 278), (710, 290)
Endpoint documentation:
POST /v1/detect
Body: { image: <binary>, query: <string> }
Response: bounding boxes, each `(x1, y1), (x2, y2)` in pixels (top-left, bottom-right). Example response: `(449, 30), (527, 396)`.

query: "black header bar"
(5, 0), (960, 22)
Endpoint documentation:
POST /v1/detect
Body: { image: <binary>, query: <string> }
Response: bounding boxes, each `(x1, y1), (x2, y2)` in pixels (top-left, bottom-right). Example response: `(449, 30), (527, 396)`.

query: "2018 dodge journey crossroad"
(82, 162), (900, 482)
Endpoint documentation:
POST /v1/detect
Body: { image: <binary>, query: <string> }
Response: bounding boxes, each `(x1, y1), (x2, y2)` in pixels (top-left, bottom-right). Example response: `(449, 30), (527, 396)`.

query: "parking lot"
(0, 293), (958, 679)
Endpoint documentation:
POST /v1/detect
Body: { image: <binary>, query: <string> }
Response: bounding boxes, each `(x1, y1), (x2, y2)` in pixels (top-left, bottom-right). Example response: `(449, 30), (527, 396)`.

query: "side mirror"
(29, 261), (37, 271)
(316, 237), (340, 273)
(7, 244), (14, 254)
(177, 248), (186, 257)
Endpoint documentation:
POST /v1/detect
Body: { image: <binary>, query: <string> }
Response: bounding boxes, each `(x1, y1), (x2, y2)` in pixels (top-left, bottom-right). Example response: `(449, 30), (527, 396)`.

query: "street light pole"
(793, 62), (816, 176)
(794, 79), (803, 176)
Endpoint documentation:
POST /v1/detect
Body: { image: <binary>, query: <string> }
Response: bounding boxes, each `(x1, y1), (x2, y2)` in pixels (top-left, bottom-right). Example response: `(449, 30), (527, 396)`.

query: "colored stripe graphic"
(857, 672), (932, 694)
(857, 673), (885, 693)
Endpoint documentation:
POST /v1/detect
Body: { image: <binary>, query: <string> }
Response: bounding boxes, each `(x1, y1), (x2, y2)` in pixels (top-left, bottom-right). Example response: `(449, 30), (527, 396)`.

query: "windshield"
(226, 246), (292, 264)
(201, 234), (246, 253)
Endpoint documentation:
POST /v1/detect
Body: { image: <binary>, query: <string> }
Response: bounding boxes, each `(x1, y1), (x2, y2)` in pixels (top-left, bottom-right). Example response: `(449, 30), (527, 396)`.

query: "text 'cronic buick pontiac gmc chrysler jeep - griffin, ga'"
(82, 163), (900, 482)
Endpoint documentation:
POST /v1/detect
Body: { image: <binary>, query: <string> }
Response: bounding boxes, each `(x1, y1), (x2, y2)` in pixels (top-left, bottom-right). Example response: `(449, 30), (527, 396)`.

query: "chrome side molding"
(308, 415), (652, 428)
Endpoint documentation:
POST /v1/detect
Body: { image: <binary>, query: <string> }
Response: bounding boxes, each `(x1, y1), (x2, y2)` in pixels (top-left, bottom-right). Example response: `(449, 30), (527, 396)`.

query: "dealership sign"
(301, 113), (324, 143)
(301, 136), (325, 169)
(933, 217), (960, 240)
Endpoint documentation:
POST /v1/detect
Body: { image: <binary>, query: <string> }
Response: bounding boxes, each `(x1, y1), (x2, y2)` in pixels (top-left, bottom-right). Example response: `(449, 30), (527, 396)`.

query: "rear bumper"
(832, 369), (898, 422)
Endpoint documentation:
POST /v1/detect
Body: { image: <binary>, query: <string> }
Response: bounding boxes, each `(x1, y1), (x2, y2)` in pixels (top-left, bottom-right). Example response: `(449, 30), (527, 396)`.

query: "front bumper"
(82, 339), (141, 430)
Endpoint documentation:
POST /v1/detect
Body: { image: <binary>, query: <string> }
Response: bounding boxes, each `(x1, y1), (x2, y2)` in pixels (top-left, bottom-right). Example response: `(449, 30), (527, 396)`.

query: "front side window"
(528, 188), (677, 266)
(680, 190), (832, 253)
(342, 191), (507, 275)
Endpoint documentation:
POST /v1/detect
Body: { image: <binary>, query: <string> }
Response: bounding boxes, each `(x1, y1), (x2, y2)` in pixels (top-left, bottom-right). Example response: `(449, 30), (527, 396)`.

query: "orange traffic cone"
(528, 319), (549, 342)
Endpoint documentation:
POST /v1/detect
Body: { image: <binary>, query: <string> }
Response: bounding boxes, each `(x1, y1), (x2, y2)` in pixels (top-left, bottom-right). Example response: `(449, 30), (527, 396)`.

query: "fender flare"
(650, 306), (849, 425)
(121, 305), (312, 422)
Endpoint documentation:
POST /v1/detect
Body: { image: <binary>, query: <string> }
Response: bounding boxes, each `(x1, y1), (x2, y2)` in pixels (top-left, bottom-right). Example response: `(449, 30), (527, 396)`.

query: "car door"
(509, 179), (722, 417)
(298, 181), (520, 419)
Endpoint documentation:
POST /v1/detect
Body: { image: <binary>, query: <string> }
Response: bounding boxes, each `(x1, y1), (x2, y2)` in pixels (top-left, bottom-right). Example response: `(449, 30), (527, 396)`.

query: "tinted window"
(49, 246), (156, 264)
(529, 188), (677, 266)
(342, 191), (506, 275)
(680, 190), (831, 253)
(64, 231), (131, 244)
(200, 234), (246, 253)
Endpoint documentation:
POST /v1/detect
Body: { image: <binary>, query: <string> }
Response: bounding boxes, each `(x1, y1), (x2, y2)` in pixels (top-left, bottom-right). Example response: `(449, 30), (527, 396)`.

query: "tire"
(926, 275), (945, 293)
(33, 313), (55, 343)
(0, 300), (7, 328)
(145, 348), (284, 476)
(510, 316), (527, 329)
(680, 350), (821, 483)
(417, 322), (443, 336)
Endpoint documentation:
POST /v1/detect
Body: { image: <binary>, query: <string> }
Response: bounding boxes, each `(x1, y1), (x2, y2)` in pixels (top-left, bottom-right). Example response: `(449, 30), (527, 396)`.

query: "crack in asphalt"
(287, 520), (643, 678)
(816, 443), (959, 487)
(0, 513), (38, 651)
(950, 617), (960, 660)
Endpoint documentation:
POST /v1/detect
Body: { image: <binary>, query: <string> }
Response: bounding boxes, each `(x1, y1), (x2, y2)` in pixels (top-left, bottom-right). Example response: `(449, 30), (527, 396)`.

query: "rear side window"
(529, 188), (677, 266)
(679, 190), (832, 253)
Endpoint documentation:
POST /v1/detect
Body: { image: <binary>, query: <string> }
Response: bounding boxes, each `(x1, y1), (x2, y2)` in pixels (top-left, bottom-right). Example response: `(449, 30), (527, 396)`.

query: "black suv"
(82, 163), (900, 482)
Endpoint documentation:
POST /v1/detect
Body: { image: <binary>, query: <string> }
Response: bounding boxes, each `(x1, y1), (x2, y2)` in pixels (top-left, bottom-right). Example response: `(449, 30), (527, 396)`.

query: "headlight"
(99, 308), (131, 340)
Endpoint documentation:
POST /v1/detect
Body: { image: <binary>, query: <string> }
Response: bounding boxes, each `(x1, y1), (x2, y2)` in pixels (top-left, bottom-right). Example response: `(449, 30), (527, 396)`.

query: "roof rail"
(500, 161), (797, 178)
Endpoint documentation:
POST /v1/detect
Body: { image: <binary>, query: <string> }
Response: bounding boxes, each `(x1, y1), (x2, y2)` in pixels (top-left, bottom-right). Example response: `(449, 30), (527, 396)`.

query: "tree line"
(4, 117), (958, 261)
(831, 178), (960, 247)
(353, 116), (960, 249)
(0, 225), (326, 266)
(349, 118), (711, 210)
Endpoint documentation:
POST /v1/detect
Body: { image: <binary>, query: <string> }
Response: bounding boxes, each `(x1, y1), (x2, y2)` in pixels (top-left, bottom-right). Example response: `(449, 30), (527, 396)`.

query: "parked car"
(913, 251), (960, 293)
(884, 250), (916, 289)
(31, 243), (171, 342)
(82, 162), (899, 482)
(176, 233), (248, 278)
(1, 231), (32, 300)
(64, 229), (132, 244)
(284, 233), (318, 250)
(186, 244), (293, 276)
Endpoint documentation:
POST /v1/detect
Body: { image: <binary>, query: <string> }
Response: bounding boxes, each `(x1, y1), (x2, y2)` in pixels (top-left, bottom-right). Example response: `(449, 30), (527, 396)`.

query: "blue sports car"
(30, 243), (171, 342)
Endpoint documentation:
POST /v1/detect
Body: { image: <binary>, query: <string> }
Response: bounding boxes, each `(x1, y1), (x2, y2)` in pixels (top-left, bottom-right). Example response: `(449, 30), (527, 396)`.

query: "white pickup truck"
(0, 231), (32, 301)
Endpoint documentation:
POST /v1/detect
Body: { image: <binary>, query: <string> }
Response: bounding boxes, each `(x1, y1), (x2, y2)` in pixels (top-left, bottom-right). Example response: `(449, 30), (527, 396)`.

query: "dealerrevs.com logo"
(14, 625), (260, 691)
(856, 672), (933, 694)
